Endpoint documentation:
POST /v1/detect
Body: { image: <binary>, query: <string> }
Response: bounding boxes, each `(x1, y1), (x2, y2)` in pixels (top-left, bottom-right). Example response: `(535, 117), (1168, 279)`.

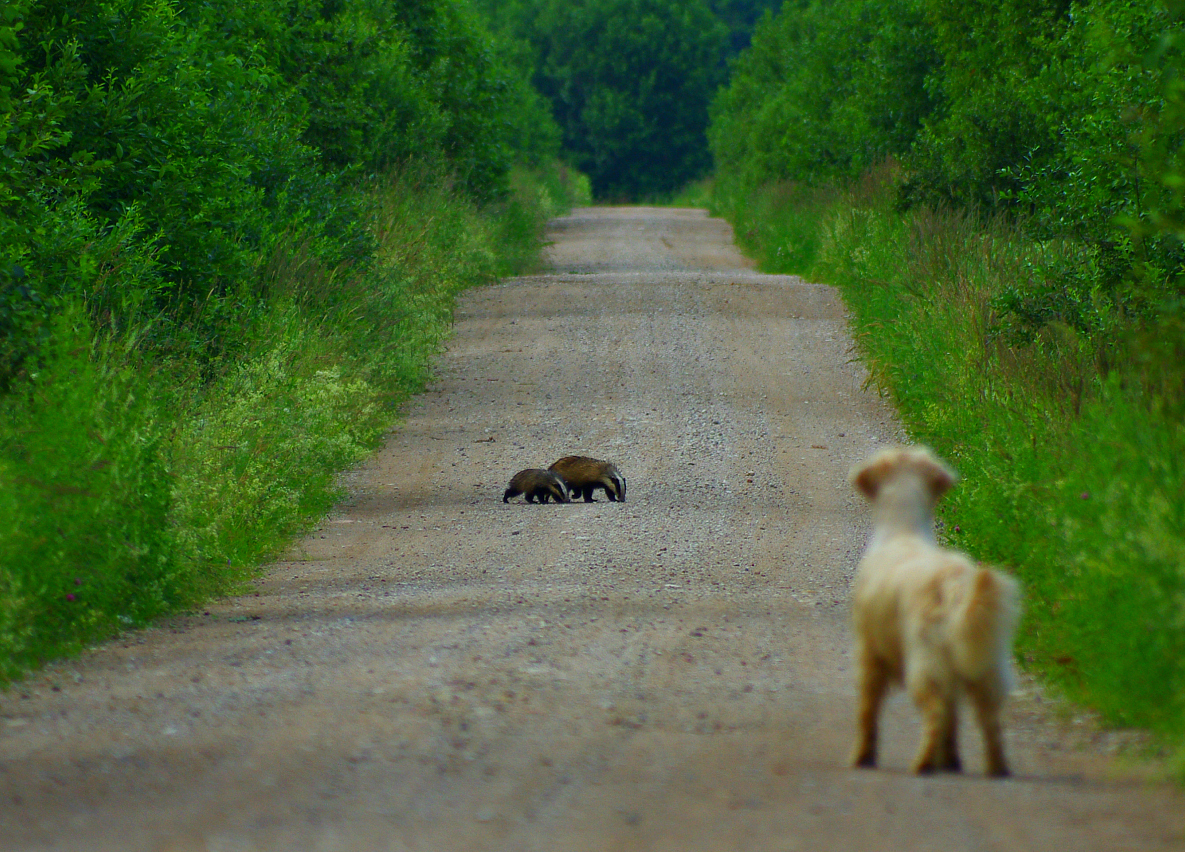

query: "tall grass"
(710, 175), (841, 273)
(716, 166), (1185, 770)
(0, 161), (584, 683)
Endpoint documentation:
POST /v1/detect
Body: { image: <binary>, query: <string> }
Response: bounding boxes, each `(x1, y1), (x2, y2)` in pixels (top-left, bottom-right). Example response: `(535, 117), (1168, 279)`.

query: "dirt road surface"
(3, 207), (1183, 851)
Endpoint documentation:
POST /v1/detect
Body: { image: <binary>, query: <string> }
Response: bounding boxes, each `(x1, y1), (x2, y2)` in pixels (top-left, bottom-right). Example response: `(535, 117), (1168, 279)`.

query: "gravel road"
(2, 207), (1182, 851)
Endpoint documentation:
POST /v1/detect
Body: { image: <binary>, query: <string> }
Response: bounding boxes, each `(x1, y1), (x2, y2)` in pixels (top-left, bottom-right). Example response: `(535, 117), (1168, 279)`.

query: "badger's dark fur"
(503, 468), (571, 504)
(548, 455), (626, 503)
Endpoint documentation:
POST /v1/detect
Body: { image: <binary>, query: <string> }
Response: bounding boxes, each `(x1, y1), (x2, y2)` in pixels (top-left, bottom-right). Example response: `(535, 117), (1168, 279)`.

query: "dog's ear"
(917, 453), (957, 497)
(851, 455), (892, 499)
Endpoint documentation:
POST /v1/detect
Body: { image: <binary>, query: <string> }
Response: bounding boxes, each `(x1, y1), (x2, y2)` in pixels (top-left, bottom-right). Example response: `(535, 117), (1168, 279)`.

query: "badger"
(548, 455), (626, 502)
(503, 468), (571, 504)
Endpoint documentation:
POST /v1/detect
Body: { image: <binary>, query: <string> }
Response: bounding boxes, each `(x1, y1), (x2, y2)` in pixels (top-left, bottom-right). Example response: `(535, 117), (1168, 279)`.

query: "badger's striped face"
(609, 471), (626, 501)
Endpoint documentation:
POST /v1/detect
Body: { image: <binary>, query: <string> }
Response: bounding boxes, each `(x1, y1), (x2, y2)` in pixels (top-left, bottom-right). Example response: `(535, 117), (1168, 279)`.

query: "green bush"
(0, 0), (559, 387)
(0, 161), (583, 683)
(0, 305), (176, 678)
(506, 0), (730, 199)
(711, 174), (839, 273)
(476, 0), (785, 200)
(0, 0), (586, 682)
(711, 0), (1185, 341)
(710, 0), (938, 190)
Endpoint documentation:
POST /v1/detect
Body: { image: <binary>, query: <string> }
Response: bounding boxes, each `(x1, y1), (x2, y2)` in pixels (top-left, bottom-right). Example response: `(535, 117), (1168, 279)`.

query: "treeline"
(710, 1), (1185, 759)
(474, 0), (780, 199)
(0, 0), (585, 680)
(712, 0), (1184, 334)
(0, 0), (558, 382)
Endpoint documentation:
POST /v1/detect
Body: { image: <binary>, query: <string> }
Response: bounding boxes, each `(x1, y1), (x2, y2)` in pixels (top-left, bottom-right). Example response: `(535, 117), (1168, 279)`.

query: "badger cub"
(503, 468), (571, 504)
(548, 455), (626, 503)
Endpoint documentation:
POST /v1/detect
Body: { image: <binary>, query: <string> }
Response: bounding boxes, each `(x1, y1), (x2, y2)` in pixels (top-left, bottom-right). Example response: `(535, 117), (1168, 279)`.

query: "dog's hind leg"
(943, 702), (962, 772)
(968, 677), (1010, 777)
(851, 655), (890, 768)
(909, 679), (959, 774)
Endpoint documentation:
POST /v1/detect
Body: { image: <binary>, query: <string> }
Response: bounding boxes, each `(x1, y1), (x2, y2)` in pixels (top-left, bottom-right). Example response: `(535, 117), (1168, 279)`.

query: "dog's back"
(855, 535), (1019, 686)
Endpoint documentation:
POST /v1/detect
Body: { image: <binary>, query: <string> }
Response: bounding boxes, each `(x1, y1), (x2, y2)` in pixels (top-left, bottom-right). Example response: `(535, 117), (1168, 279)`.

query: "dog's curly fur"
(849, 446), (1020, 777)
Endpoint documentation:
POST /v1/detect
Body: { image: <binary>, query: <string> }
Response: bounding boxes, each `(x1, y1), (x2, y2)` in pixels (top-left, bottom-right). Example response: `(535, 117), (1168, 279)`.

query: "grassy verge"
(709, 175), (841, 271)
(657, 178), (714, 209)
(0, 161), (586, 683)
(714, 167), (1185, 774)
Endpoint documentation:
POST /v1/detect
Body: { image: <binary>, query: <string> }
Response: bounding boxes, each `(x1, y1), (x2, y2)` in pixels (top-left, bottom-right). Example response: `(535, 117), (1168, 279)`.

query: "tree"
(529, 0), (729, 198)
(710, 0), (939, 188)
(0, 0), (557, 383)
(706, 0), (784, 54)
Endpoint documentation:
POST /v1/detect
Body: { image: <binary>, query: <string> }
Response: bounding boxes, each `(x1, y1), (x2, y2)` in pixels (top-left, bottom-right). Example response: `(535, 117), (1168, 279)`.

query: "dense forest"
(710, 0), (1185, 761)
(0, 0), (583, 680)
(473, 0), (781, 198)
(712, 0), (1185, 319)
(0, 0), (558, 385)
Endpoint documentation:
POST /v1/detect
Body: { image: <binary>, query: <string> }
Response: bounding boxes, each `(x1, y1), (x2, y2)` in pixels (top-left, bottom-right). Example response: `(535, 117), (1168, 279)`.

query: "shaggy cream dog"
(849, 446), (1020, 777)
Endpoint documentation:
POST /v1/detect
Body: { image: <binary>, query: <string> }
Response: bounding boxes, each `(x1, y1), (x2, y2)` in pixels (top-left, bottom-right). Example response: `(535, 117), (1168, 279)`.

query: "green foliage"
(0, 0), (334, 384)
(475, 0), (780, 199)
(0, 0), (587, 682)
(269, 0), (527, 195)
(707, 0), (784, 53)
(481, 0), (729, 199)
(710, 0), (1185, 342)
(908, 0), (1180, 273)
(711, 174), (841, 273)
(542, 0), (729, 198)
(488, 163), (593, 274)
(0, 161), (581, 683)
(910, 0), (1185, 402)
(1134, 0), (1185, 247)
(904, 0), (1075, 209)
(710, 0), (939, 189)
(167, 331), (385, 579)
(0, 0), (557, 388)
(663, 176), (714, 208)
(0, 305), (177, 678)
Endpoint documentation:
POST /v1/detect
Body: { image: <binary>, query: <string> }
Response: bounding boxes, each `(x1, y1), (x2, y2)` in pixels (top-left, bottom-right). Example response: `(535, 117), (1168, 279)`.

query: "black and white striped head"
(605, 467), (626, 502)
(548, 472), (572, 503)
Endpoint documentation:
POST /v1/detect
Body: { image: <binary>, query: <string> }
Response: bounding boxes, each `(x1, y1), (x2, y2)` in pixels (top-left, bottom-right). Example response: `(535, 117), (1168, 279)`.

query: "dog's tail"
(952, 566), (1021, 689)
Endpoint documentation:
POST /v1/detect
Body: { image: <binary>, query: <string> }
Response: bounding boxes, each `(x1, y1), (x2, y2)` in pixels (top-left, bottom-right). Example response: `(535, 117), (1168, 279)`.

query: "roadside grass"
(710, 175), (841, 273)
(661, 177), (715, 209)
(715, 169), (1185, 774)
(0, 161), (583, 683)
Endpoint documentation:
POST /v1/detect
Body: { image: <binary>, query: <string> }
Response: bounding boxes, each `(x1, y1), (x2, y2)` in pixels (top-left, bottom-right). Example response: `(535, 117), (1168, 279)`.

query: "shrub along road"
(2, 208), (1182, 850)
